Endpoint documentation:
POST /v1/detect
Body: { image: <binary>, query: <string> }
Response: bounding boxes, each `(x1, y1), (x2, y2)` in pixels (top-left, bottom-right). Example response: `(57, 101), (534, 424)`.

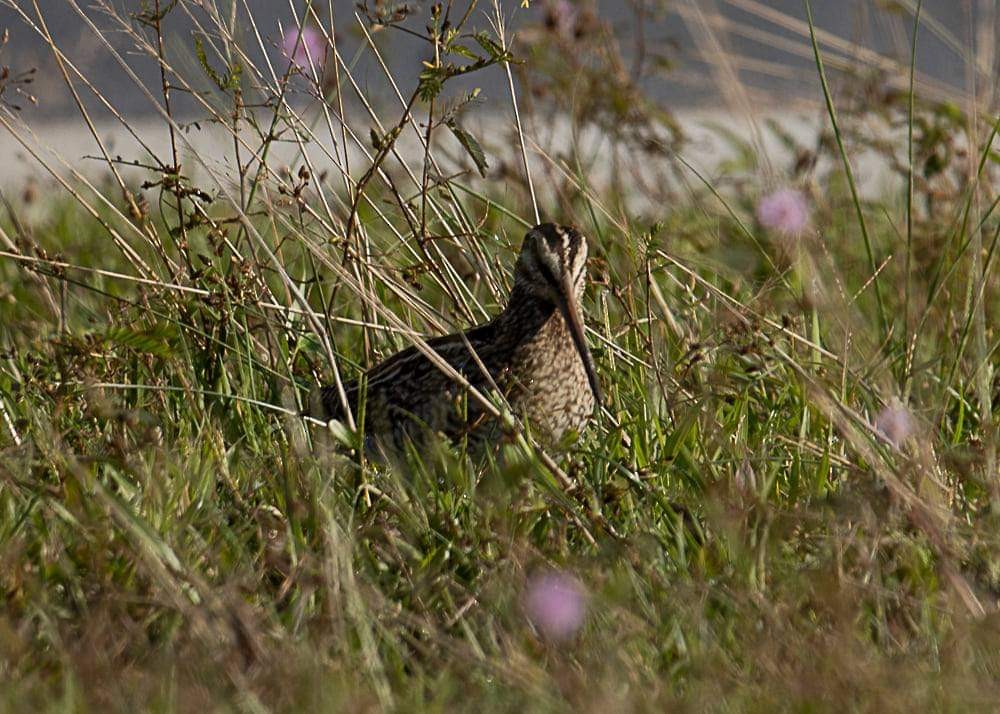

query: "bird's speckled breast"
(506, 312), (597, 442)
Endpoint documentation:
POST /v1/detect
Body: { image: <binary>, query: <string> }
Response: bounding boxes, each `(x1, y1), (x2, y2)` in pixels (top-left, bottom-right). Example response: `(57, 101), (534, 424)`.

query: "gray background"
(0, 0), (991, 124)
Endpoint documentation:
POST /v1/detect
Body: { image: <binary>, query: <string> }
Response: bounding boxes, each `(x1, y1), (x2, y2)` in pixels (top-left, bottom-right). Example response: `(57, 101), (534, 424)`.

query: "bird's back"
(316, 319), (528, 456)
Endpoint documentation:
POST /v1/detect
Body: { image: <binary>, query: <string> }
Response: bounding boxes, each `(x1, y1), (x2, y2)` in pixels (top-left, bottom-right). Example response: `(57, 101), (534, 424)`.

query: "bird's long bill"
(557, 273), (602, 408)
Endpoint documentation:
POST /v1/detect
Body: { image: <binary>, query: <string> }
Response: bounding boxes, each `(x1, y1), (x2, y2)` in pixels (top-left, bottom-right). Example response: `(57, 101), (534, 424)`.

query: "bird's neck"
(494, 282), (559, 338)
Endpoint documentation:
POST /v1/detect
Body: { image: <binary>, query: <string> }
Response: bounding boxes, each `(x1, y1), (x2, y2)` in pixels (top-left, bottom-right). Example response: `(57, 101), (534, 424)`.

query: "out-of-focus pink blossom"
(523, 570), (587, 641)
(282, 26), (326, 71)
(544, 0), (578, 39)
(756, 188), (810, 237)
(875, 402), (913, 448)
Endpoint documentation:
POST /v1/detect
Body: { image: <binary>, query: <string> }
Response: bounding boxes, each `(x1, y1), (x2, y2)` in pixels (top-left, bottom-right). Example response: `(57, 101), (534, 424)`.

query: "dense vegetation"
(0, 1), (997, 710)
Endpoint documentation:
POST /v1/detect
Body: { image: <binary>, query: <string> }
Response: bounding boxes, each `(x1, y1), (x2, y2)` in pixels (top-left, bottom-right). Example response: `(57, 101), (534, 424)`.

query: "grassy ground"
(0, 1), (998, 711)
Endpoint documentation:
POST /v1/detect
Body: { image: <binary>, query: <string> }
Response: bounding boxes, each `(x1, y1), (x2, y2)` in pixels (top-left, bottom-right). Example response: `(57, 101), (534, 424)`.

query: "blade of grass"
(803, 0), (888, 339)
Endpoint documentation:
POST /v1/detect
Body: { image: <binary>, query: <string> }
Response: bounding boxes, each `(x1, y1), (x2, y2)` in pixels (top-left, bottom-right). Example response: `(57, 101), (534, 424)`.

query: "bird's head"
(515, 223), (589, 302)
(514, 223), (601, 405)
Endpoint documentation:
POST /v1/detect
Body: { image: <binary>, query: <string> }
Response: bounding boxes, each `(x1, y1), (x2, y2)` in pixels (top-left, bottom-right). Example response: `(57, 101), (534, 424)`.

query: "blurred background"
(1, 1), (988, 115)
(1, 1), (993, 185)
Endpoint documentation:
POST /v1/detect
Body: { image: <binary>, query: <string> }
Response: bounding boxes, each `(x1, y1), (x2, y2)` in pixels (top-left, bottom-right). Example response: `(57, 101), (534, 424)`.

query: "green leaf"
(103, 323), (179, 358)
(225, 60), (243, 92)
(418, 66), (447, 102)
(194, 36), (224, 90)
(449, 44), (479, 61)
(472, 33), (506, 61)
(194, 35), (241, 92)
(446, 120), (489, 178)
(326, 418), (358, 450)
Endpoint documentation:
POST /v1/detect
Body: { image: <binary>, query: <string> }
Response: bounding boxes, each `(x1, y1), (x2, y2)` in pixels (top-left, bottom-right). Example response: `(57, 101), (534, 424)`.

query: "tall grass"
(0, 0), (997, 709)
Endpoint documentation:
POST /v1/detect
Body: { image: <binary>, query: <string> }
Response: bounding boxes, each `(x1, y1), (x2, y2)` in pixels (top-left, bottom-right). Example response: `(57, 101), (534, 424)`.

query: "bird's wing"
(312, 321), (511, 423)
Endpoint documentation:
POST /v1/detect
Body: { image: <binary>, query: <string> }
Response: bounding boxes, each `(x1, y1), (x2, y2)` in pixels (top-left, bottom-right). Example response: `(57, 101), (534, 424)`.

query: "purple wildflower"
(282, 26), (327, 71)
(523, 570), (587, 642)
(875, 402), (913, 448)
(756, 188), (810, 237)
(544, 0), (578, 39)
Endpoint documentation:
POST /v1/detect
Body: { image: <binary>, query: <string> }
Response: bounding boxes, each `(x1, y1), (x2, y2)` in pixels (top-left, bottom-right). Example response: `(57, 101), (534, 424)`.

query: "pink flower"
(544, 0), (578, 39)
(282, 26), (327, 71)
(875, 402), (913, 448)
(523, 570), (587, 641)
(756, 188), (809, 237)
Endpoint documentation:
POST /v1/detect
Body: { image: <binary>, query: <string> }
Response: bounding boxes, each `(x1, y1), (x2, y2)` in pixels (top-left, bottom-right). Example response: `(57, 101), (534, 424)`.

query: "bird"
(312, 223), (601, 458)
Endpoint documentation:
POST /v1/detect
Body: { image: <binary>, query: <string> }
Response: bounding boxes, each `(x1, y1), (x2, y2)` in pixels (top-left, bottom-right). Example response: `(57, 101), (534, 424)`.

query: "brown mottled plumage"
(314, 223), (601, 457)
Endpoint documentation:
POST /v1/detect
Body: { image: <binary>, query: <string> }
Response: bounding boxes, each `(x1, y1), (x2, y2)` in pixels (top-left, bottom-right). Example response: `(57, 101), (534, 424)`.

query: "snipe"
(313, 223), (601, 457)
